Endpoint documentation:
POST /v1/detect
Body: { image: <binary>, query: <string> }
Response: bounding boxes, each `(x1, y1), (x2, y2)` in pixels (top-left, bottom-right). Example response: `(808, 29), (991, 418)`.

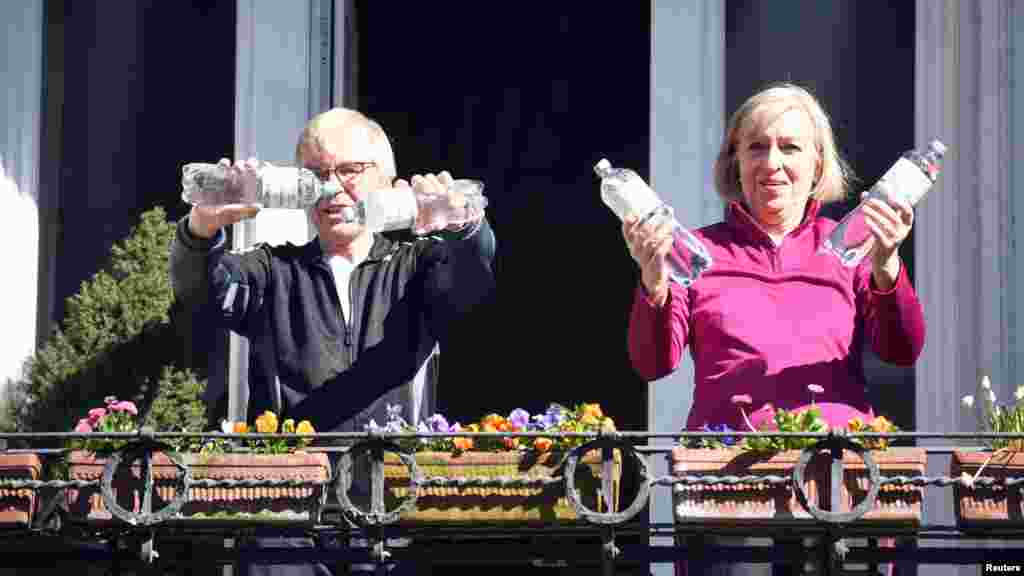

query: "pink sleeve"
(628, 281), (691, 381)
(860, 261), (927, 365)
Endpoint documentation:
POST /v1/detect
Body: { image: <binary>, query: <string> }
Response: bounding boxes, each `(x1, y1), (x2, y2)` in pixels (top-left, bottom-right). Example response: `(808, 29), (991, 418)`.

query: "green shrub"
(3, 207), (210, 442)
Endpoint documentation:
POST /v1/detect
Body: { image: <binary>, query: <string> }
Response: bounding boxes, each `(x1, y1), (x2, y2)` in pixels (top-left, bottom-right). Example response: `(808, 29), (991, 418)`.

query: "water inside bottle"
(821, 210), (875, 267)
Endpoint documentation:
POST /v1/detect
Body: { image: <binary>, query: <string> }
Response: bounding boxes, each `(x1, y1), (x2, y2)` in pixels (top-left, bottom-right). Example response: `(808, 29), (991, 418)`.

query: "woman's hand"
(862, 193), (914, 290)
(622, 215), (673, 307)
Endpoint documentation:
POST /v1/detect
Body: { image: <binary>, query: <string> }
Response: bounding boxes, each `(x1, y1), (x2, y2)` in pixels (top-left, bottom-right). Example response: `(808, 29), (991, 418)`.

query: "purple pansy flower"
(509, 409), (530, 430)
(426, 413), (450, 433)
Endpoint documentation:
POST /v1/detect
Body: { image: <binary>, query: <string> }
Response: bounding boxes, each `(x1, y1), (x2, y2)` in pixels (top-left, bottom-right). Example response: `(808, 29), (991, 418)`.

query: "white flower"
(960, 472), (974, 488)
(220, 420), (234, 434)
(1015, 386), (1024, 402)
(989, 390), (998, 405)
(982, 376), (992, 390)
(962, 395), (975, 409)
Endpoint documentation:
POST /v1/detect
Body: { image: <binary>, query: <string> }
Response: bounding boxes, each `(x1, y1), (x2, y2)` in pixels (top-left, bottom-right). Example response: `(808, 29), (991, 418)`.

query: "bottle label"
(872, 157), (934, 206)
(603, 174), (663, 221)
(259, 164), (306, 209)
(363, 187), (417, 232)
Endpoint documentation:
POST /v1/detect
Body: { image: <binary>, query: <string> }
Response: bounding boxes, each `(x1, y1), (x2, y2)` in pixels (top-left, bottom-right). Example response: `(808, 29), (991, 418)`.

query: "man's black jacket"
(169, 216), (495, 432)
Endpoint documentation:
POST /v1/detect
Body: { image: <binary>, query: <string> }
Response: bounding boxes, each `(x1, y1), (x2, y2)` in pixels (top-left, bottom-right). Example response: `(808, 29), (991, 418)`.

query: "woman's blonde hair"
(295, 107), (397, 180)
(713, 82), (855, 205)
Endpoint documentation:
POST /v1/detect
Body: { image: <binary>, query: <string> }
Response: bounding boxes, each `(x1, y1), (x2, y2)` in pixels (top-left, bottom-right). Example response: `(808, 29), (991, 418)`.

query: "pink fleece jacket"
(628, 200), (926, 431)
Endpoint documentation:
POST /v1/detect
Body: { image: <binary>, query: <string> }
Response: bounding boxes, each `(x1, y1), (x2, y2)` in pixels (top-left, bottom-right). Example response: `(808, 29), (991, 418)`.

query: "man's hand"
(187, 158), (263, 239)
(622, 214), (673, 307)
(402, 171), (483, 235)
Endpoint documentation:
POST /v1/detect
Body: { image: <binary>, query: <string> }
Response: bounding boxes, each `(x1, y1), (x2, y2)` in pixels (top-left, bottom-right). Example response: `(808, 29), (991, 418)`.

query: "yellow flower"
(580, 414), (600, 428)
(281, 419), (296, 434)
(232, 422), (249, 434)
(847, 418), (864, 432)
(296, 420), (315, 435)
(255, 411), (279, 434)
(581, 403), (604, 419)
(871, 416), (894, 432)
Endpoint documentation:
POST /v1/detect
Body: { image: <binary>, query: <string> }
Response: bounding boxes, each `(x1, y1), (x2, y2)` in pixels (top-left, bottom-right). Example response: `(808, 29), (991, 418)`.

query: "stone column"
(915, 1), (1020, 573)
(649, 2), (725, 574)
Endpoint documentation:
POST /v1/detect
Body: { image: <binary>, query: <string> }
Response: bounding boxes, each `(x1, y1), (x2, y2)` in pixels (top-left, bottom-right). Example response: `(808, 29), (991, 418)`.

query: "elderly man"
(170, 107), (495, 575)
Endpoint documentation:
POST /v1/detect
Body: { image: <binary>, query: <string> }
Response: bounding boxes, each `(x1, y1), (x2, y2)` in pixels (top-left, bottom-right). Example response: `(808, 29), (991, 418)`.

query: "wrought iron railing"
(1, 429), (1023, 574)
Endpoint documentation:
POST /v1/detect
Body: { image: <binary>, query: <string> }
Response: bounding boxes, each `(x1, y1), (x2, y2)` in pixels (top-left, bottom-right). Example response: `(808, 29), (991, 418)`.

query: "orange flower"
(581, 403), (604, 419)
(502, 437), (519, 450)
(232, 422), (249, 434)
(534, 437), (553, 452)
(453, 436), (474, 451)
(481, 413), (506, 429)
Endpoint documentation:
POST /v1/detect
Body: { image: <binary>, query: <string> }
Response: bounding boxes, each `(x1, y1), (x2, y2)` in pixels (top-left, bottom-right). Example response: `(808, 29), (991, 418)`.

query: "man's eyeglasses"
(311, 161), (376, 183)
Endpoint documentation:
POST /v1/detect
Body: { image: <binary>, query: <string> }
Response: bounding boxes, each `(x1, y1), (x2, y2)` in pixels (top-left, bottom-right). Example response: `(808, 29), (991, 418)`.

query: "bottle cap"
(320, 181), (343, 200)
(594, 158), (612, 177)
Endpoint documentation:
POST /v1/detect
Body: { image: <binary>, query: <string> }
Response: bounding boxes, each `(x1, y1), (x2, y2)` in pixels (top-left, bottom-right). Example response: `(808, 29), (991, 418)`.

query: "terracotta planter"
(835, 447), (926, 526)
(951, 450), (1024, 532)
(65, 451), (329, 525)
(671, 447), (926, 527)
(380, 450), (620, 524)
(0, 453), (43, 528)
(672, 448), (817, 527)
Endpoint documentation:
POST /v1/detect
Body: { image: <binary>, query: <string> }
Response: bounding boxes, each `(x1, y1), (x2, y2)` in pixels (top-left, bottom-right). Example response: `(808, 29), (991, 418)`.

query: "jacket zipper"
(345, 267), (357, 348)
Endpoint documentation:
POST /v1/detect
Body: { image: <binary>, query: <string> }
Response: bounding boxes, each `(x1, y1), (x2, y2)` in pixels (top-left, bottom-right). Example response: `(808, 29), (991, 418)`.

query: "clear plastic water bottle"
(822, 139), (948, 267)
(594, 158), (712, 287)
(340, 179), (488, 233)
(181, 162), (341, 208)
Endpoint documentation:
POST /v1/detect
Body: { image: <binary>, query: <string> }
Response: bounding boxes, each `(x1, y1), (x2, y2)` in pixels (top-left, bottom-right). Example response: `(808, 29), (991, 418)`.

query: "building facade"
(2, 2), (1022, 574)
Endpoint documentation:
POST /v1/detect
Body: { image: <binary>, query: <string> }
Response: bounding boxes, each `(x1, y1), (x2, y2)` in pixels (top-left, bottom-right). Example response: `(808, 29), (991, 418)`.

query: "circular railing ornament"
(791, 432), (881, 524)
(100, 441), (191, 526)
(564, 437), (649, 525)
(334, 440), (420, 527)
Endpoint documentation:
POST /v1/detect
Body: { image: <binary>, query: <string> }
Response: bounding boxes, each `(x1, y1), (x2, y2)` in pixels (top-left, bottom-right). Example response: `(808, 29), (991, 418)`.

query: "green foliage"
(2, 207), (210, 443)
(963, 375), (1024, 451)
(144, 365), (209, 435)
(741, 407), (828, 453)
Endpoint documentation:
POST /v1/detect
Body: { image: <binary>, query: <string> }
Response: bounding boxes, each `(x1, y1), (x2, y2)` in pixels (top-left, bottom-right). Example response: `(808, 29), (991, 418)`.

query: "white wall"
(0, 1), (43, 409)
(649, 2), (725, 574)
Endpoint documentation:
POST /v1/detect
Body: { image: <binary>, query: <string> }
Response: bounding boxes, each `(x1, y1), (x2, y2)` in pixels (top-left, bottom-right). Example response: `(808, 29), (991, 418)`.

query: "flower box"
(64, 451), (329, 526)
(951, 450), (1024, 532)
(381, 449), (620, 525)
(0, 453), (43, 528)
(672, 448), (817, 527)
(834, 447), (926, 526)
(671, 447), (925, 527)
